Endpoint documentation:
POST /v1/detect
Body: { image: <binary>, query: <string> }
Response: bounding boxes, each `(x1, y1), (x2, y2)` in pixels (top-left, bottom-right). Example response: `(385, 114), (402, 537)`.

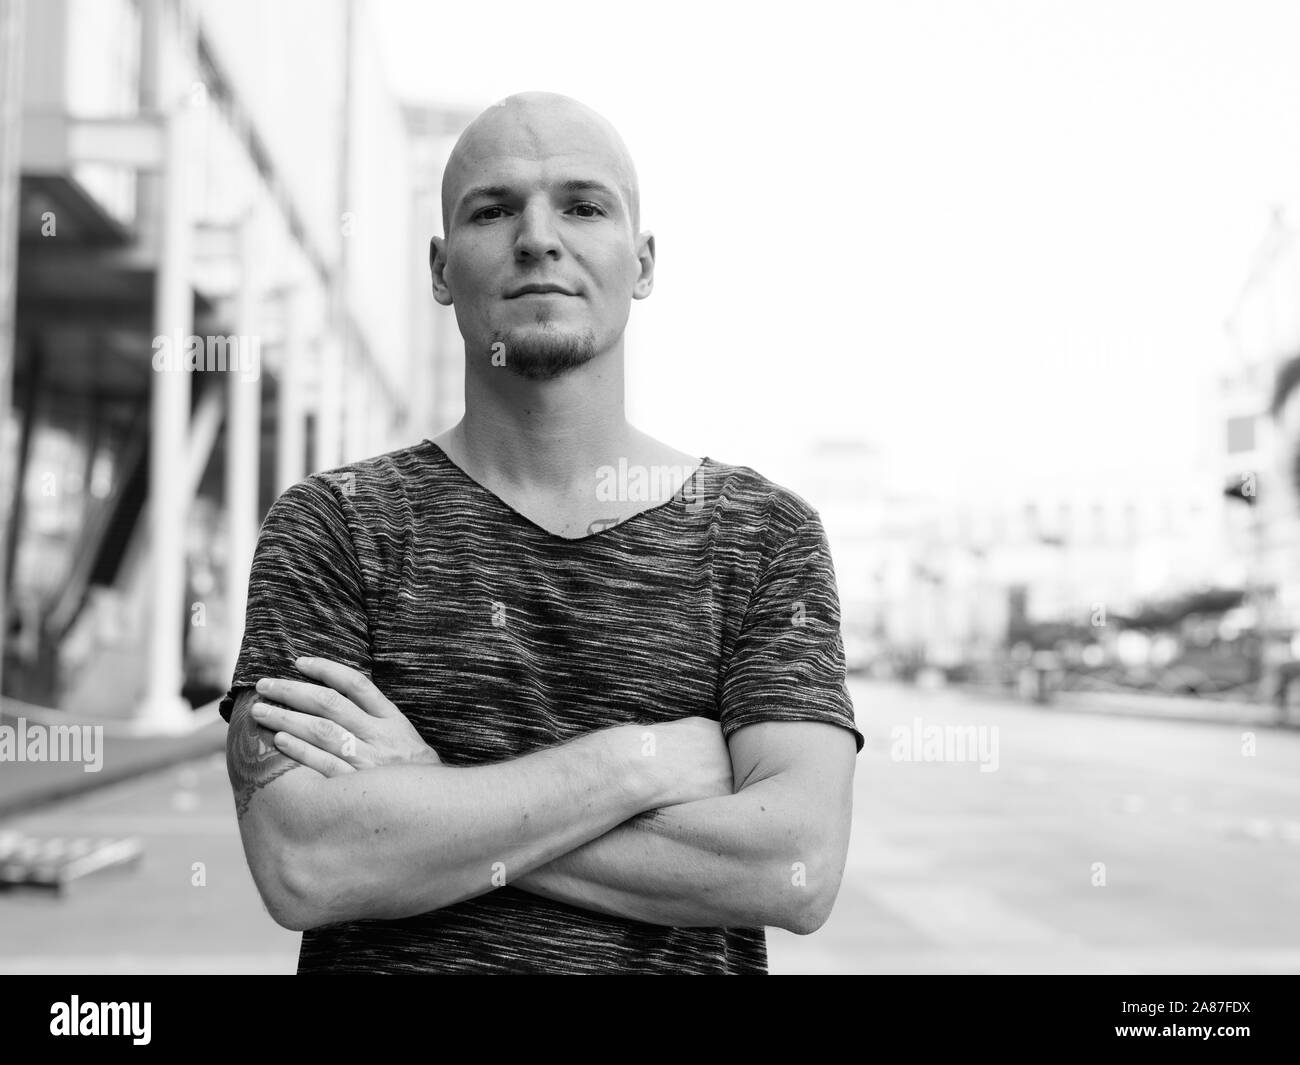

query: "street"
(770, 680), (1300, 974)
(1, 679), (1298, 974)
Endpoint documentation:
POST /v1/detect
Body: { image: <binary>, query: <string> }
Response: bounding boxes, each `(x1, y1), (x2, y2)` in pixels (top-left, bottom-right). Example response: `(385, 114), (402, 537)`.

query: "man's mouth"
(506, 283), (577, 298)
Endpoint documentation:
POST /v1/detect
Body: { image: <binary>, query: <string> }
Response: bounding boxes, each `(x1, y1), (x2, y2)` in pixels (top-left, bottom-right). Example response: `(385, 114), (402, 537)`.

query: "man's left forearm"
(511, 776), (840, 933)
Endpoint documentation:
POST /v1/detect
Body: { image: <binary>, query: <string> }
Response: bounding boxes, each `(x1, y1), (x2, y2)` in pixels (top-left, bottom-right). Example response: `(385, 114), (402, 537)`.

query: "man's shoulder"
(698, 456), (823, 550)
(271, 441), (438, 514)
(637, 430), (818, 537)
(256, 442), (443, 551)
(310, 440), (436, 498)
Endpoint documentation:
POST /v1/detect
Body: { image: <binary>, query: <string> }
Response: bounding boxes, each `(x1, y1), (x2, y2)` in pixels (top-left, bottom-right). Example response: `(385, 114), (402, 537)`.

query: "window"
(1023, 502), (1039, 540)
(1226, 414), (1256, 454)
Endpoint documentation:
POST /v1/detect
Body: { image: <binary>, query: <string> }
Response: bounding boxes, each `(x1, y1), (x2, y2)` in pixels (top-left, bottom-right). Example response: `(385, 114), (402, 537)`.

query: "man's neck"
(448, 356), (634, 497)
(450, 414), (635, 498)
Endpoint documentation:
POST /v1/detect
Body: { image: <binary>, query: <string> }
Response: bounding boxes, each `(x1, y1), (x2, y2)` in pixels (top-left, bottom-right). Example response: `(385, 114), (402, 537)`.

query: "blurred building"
(876, 483), (1219, 665)
(0, 0), (466, 726)
(795, 433), (1221, 672)
(1218, 207), (1300, 653)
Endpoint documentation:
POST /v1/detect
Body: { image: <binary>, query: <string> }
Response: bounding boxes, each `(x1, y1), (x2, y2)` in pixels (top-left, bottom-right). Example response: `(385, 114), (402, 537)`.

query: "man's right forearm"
(228, 692), (664, 930)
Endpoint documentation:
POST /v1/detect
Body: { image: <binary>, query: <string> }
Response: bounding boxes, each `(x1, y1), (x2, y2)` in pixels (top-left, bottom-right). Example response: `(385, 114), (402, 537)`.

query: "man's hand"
(250, 657), (441, 777)
(253, 656), (732, 804)
(635, 717), (734, 805)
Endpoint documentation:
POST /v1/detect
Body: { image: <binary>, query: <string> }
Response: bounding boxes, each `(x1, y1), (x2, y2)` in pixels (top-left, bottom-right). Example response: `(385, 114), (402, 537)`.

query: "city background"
(0, 0), (1298, 973)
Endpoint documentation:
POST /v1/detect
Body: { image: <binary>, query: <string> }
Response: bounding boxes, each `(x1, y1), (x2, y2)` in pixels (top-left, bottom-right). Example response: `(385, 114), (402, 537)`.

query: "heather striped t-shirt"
(219, 438), (864, 974)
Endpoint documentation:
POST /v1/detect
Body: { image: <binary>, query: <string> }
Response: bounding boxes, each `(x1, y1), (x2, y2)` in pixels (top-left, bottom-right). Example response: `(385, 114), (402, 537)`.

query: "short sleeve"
(719, 511), (865, 753)
(217, 476), (372, 723)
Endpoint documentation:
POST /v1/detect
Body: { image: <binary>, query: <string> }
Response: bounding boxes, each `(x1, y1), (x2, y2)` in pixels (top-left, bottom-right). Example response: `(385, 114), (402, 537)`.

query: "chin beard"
(490, 325), (599, 381)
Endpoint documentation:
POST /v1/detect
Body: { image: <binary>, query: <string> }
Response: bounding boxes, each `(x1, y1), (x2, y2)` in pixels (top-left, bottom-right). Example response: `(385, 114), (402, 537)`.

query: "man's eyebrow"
(458, 184), (513, 210)
(556, 179), (621, 201)
(457, 180), (625, 214)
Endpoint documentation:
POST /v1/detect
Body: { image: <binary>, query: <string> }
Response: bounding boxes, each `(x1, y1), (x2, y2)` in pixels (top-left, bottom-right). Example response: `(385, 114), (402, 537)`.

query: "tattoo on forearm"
(630, 809), (668, 832)
(227, 690), (300, 820)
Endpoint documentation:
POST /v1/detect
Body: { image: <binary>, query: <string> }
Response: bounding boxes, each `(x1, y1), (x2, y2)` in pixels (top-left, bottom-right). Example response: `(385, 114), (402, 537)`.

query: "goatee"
(490, 325), (599, 381)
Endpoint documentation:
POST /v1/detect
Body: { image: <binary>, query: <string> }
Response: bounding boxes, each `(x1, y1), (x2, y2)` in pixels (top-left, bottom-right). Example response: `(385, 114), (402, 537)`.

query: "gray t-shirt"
(220, 439), (864, 974)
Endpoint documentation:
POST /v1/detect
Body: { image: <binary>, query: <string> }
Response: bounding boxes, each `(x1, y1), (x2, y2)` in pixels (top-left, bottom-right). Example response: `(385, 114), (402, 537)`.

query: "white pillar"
(275, 287), (305, 493)
(343, 344), (367, 463)
(318, 334), (342, 470)
(141, 93), (194, 732)
(225, 211), (261, 678)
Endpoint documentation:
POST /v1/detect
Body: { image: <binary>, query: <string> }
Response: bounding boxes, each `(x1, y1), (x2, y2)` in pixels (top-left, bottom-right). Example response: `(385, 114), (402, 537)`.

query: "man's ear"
(632, 231), (655, 300)
(430, 236), (453, 306)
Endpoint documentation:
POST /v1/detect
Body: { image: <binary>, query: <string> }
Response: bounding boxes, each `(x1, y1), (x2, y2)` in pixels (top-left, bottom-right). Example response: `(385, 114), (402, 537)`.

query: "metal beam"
(19, 111), (164, 171)
(67, 114), (164, 169)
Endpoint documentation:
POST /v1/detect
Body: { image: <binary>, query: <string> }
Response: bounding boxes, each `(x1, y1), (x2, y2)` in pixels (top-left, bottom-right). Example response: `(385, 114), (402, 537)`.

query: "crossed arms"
(226, 658), (857, 934)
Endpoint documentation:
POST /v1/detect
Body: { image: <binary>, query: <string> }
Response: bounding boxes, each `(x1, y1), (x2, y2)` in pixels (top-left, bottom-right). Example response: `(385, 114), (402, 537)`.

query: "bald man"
(220, 92), (864, 975)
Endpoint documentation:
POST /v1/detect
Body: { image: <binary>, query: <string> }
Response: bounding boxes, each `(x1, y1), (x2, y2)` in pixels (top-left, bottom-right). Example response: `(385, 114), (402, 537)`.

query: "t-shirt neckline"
(420, 439), (712, 544)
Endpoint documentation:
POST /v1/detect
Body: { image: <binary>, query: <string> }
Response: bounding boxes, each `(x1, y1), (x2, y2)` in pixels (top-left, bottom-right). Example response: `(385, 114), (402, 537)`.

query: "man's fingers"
(293, 657), (400, 718)
(255, 677), (363, 730)
(252, 702), (357, 759)
(271, 731), (355, 778)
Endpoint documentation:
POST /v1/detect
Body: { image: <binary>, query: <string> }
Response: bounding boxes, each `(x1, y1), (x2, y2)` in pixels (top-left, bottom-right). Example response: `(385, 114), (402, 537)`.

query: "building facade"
(0, 0), (464, 726)
(1218, 207), (1300, 657)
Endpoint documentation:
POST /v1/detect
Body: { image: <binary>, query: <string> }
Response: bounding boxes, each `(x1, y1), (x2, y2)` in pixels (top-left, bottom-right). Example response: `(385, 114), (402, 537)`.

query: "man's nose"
(514, 201), (562, 261)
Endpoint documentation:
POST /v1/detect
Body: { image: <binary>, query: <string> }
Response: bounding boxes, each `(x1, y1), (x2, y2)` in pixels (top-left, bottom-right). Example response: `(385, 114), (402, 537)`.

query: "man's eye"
(570, 202), (604, 218)
(472, 206), (508, 222)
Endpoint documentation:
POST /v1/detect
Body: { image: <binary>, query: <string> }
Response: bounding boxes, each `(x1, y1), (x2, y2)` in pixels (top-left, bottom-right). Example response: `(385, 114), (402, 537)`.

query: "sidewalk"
(958, 682), (1292, 729)
(1050, 689), (1289, 728)
(0, 700), (227, 819)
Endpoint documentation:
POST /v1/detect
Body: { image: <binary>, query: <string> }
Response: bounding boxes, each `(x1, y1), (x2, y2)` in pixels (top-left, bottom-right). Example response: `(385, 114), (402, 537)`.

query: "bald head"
(440, 92), (640, 236)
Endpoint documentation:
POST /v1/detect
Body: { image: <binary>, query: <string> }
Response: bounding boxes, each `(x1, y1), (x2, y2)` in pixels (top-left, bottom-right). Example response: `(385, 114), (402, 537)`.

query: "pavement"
(959, 682), (1294, 729)
(0, 747), (301, 974)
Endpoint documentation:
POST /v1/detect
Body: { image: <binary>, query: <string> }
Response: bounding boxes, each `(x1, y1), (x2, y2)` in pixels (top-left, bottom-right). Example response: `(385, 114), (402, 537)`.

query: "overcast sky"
(370, 0), (1300, 503)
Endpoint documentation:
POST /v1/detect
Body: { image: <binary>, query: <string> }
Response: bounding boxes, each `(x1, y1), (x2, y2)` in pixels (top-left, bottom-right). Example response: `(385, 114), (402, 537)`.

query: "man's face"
(432, 100), (652, 381)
